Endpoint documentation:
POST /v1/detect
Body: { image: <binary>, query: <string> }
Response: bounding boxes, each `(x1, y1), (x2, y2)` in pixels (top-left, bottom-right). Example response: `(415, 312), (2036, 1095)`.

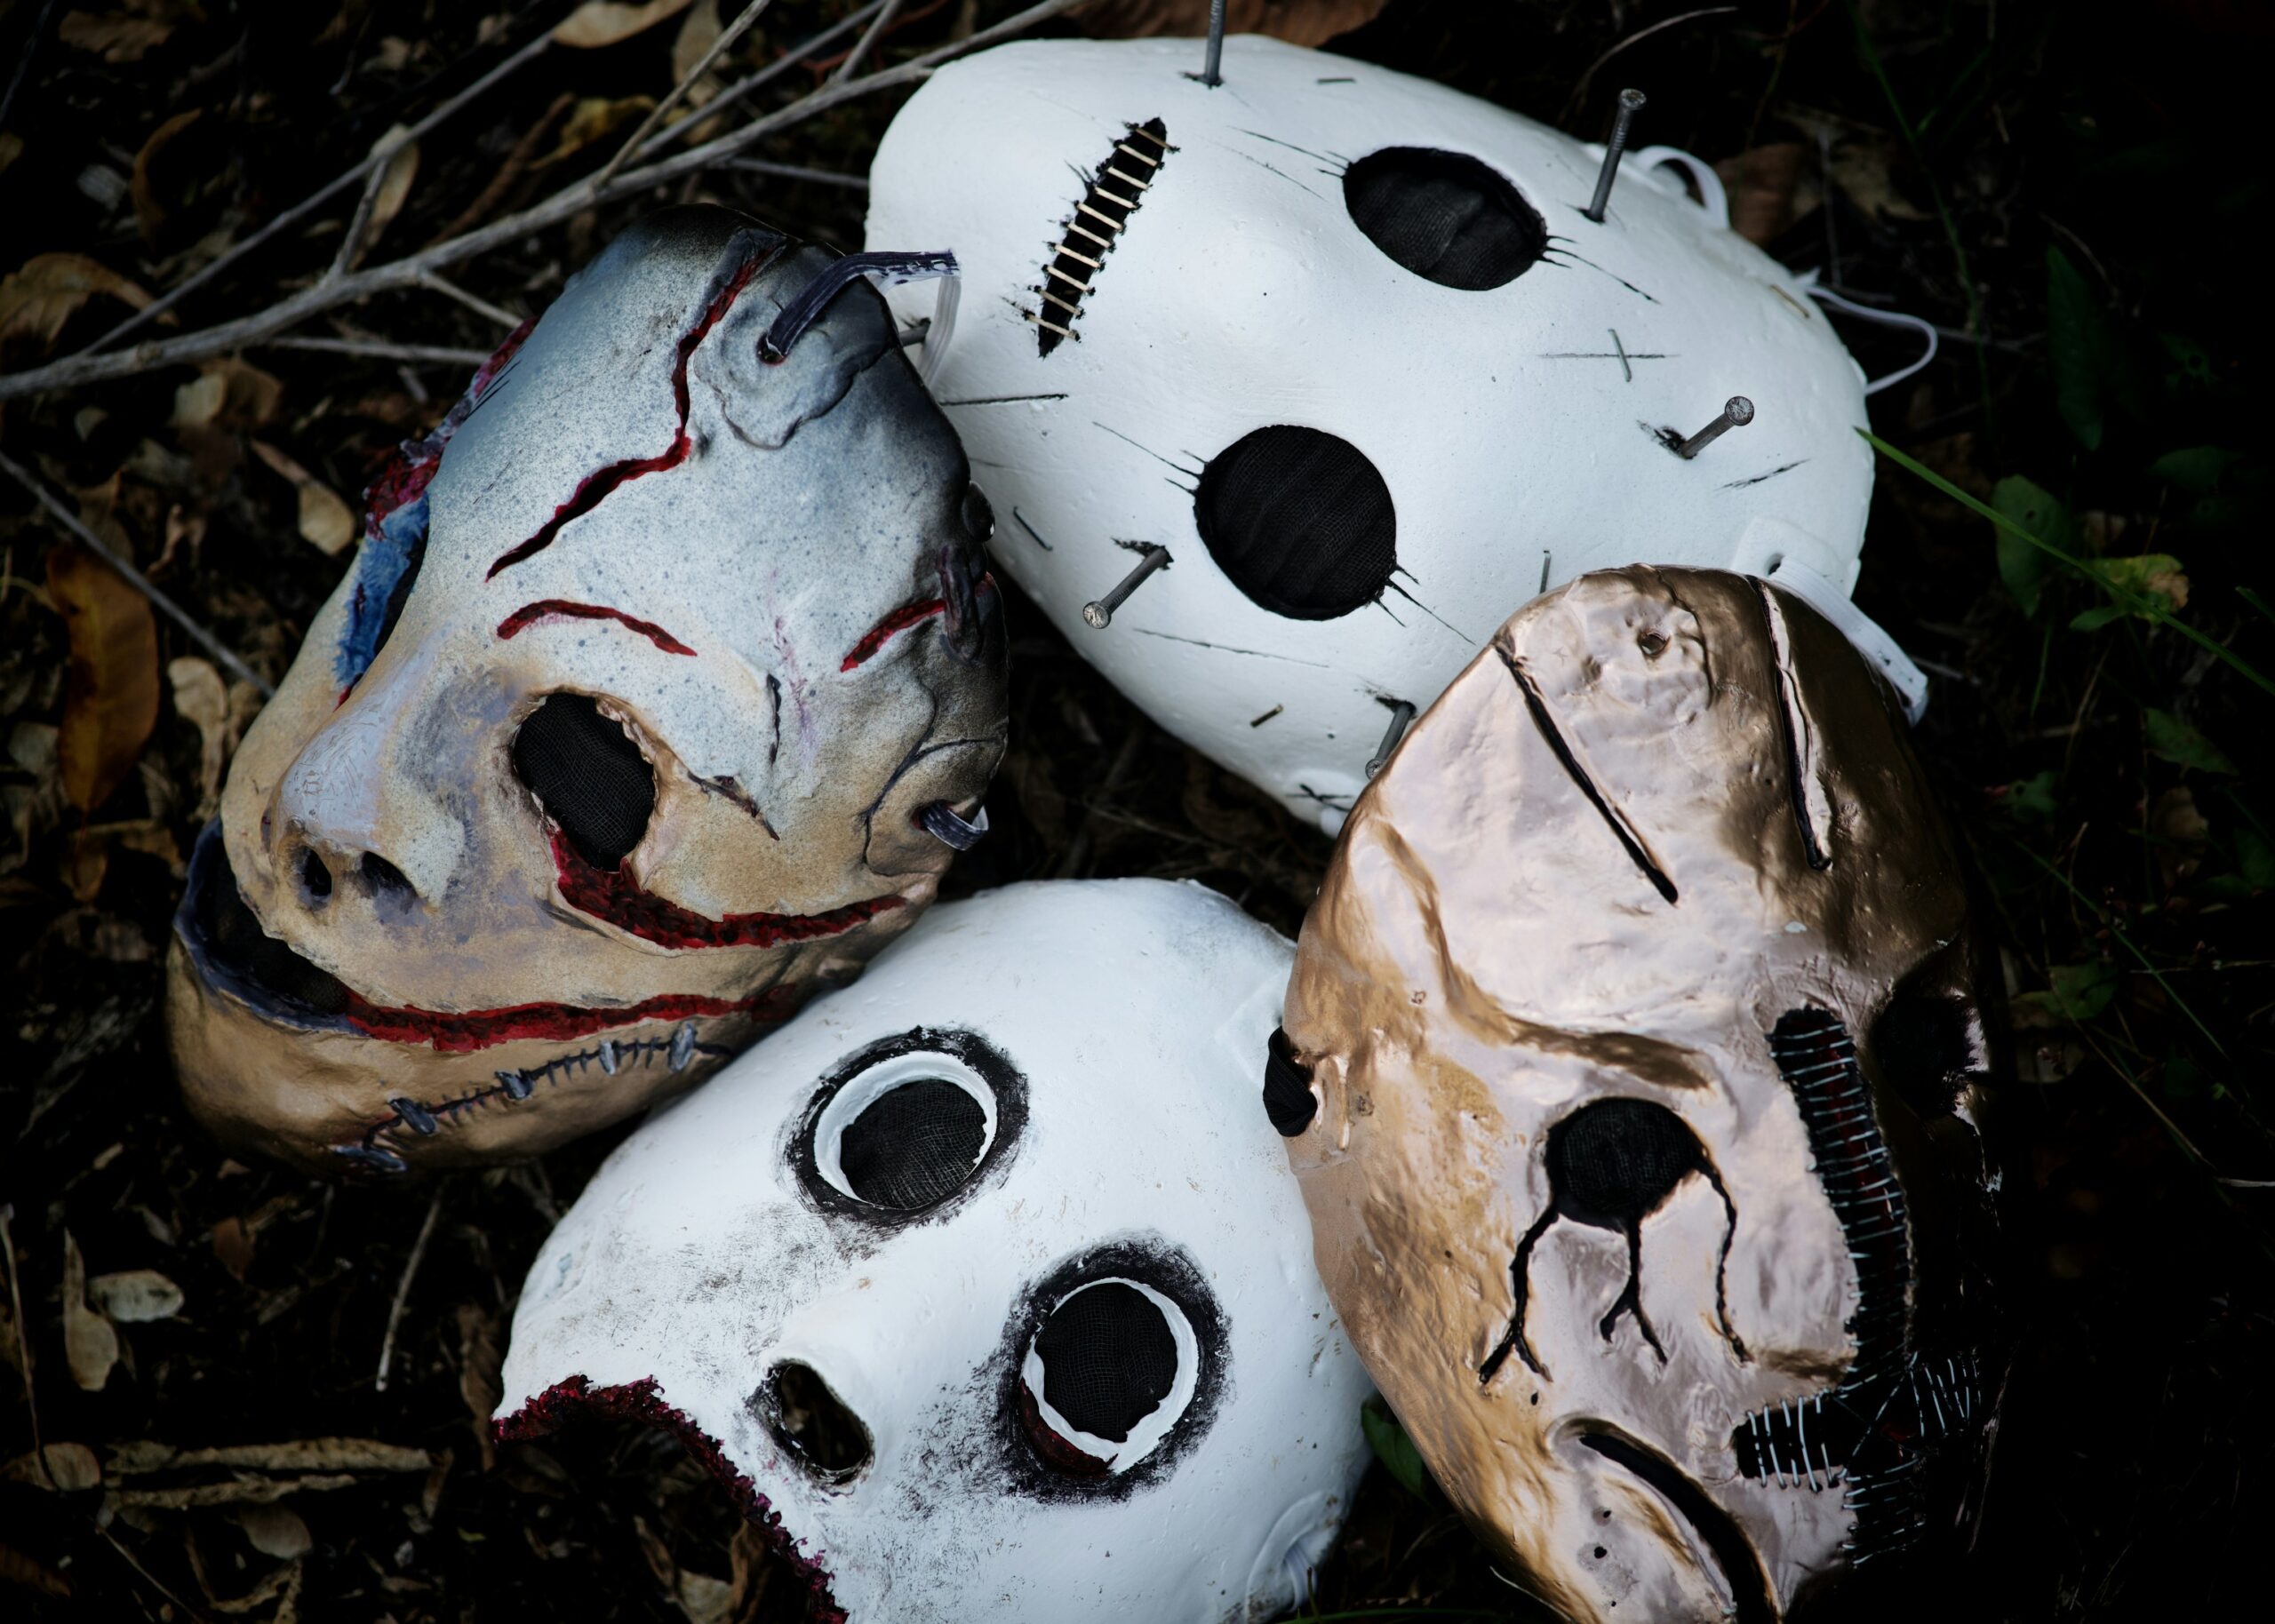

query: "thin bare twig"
(1564, 6), (1739, 119)
(0, 449), (275, 696)
(0, 0), (1083, 405)
(265, 336), (493, 366)
(594, 0), (780, 195)
(89, 28), (554, 355)
(326, 131), (411, 283)
(724, 157), (869, 189)
(375, 1185), (444, 1393)
(417, 271), (523, 331)
(635, 0), (888, 160)
(831, 0), (906, 84)
(0, 1203), (52, 1491)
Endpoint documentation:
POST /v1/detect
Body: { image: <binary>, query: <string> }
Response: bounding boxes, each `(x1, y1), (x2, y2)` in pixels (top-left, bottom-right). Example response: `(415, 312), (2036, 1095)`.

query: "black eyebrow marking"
(1496, 644), (1678, 904)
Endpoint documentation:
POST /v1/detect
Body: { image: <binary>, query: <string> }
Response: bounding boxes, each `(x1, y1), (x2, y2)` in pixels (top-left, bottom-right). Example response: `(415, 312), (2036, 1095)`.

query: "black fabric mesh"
(1262, 1026), (1319, 1136)
(511, 694), (655, 870)
(1034, 1281), (1177, 1444)
(201, 852), (350, 1015)
(837, 1079), (986, 1211)
(1342, 147), (1546, 291)
(1193, 426), (1396, 620)
(1548, 1097), (1702, 1230)
(1870, 990), (1976, 1119)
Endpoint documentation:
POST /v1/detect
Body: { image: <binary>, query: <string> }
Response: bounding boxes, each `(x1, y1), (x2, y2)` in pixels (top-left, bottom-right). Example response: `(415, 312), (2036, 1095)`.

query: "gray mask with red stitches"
(166, 205), (1006, 1176)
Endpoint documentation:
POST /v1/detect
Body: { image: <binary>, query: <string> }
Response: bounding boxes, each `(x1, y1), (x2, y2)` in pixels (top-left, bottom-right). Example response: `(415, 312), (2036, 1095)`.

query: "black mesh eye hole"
(960, 482), (994, 545)
(1023, 1280), (1181, 1460)
(1546, 1097), (1706, 1230)
(834, 1078), (988, 1211)
(510, 694), (656, 871)
(1193, 426), (1397, 620)
(1342, 147), (1547, 291)
(1870, 989), (1980, 1120)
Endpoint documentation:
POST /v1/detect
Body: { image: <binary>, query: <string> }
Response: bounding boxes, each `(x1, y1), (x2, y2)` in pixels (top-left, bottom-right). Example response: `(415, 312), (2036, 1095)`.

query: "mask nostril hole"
(758, 1361), (873, 1485)
(360, 855), (413, 897)
(299, 849), (332, 901)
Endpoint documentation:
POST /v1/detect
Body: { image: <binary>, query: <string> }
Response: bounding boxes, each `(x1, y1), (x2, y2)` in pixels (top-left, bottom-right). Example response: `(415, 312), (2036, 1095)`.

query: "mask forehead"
(1281, 568), (1998, 1622)
(501, 880), (1374, 1623)
(866, 36), (1880, 824)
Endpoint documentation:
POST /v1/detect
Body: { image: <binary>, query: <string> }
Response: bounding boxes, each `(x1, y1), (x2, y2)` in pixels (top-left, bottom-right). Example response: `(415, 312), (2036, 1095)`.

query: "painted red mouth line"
(342, 989), (777, 1054)
(498, 1376), (844, 1624)
(840, 597), (946, 671)
(552, 829), (904, 951)
(497, 600), (698, 656)
(484, 245), (775, 580)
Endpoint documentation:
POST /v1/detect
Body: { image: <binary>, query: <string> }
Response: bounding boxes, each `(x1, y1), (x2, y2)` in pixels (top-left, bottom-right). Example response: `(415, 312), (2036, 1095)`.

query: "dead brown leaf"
(110, 1473), (363, 1509)
(172, 357), (283, 433)
(131, 109), (202, 241)
(362, 129), (423, 259)
(542, 96), (657, 167)
(248, 441), (355, 555)
(61, 1230), (120, 1391)
(108, 1437), (433, 1476)
(211, 1214), (254, 1279)
(4, 1441), (103, 1491)
(1714, 142), (1807, 245)
(1075, 0), (1385, 46)
(47, 543), (161, 814)
(456, 1303), (504, 1470)
(0, 1542), (71, 1598)
(91, 1268), (185, 1322)
(58, 9), (174, 63)
(169, 655), (232, 815)
(0, 253), (156, 362)
(554, 0), (698, 49)
(235, 1504), (314, 1560)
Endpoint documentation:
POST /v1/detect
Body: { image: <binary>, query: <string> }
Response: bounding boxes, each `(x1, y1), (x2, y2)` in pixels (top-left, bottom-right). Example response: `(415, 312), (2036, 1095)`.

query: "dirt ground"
(3, 2), (2271, 1620)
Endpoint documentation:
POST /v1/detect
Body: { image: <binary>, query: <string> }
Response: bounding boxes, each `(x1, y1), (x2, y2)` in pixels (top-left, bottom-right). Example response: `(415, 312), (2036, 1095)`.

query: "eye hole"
(1546, 1097), (1706, 1230)
(1193, 426), (1396, 620)
(810, 1047), (1001, 1214)
(961, 482), (995, 544)
(1870, 987), (1981, 1119)
(511, 694), (657, 870)
(1018, 1278), (1196, 1475)
(1343, 147), (1547, 291)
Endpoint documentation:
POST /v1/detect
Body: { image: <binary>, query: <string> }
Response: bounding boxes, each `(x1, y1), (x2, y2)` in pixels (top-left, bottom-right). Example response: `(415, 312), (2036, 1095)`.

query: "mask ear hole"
(1193, 426), (1396, 620)
(1343, 147), (1546, 291)
(511, 694), (657, 871)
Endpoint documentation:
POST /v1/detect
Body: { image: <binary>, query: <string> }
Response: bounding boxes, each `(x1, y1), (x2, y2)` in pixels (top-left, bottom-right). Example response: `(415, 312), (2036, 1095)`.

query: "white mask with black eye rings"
(498, 880), (1375, 1623)
(866, 36), (1924, 832)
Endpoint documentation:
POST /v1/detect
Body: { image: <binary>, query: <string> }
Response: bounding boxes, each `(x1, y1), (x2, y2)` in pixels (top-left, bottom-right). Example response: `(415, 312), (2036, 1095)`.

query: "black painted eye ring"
(790, 1027), (1028, 1226)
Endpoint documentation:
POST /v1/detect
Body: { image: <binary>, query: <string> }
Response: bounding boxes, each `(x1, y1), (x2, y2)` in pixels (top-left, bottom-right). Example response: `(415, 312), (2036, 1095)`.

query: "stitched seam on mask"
(1029, 120), (1170, 356)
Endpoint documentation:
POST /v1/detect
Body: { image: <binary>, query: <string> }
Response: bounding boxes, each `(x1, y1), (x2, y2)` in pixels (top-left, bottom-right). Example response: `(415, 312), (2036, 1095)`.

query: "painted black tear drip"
(1034, 119), (1169, 355)
(1730, 1009), (1986, 1563)
(1479, 1097), (1744, 1384)
(334, 1029), (729, 1174)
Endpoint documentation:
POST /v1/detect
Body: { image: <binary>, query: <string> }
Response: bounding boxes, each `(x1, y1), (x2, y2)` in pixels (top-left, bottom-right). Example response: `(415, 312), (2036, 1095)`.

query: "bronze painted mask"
(1273, 567), (2001, 1620)
(167, 207), (1006, 1176)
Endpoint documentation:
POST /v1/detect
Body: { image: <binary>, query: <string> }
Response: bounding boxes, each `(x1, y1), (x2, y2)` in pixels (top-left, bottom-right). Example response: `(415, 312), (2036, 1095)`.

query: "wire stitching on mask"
(1032, 119), (1170, 354)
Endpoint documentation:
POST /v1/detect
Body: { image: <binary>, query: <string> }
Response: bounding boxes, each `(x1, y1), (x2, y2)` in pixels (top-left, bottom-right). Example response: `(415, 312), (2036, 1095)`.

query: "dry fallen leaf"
(61, 1231), (120, 1392)
(249, 441), (356, 555)
(543, 96), (658, 167)
(1075, 0), (1386, 46)
(364, 130), (423, 253)
(172, 357), (283, 433)
(108, 1437), (433, 1475)
(554, 0), (698, 50)
(212, 1214), (255, 1280)
(131, 109), (202, 241)
(90, 1268), (186, 1323)
(235, 1503), (315, 1560)
(0, 253), (156, 362)
(168, 655), (232, 815)
(46, 543), (161, 814)
(457, 1303), (504, 1470)
(4, 1441), (103, 1491)
(1714, 142), (1808, 246)
(0, 1542), (71, 1599)
(58, 9), (175, 63)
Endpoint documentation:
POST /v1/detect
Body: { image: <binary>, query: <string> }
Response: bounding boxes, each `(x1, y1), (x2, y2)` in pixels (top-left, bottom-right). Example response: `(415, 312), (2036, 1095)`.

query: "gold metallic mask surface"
(1282, 568), (1998, 1621)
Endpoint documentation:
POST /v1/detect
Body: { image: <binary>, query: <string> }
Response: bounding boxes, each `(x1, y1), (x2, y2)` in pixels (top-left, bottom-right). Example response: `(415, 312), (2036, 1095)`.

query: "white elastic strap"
(1801, 283), (1939, 396)
(1763, 553), (1931, 723)
(1629, 143), (1730, 227)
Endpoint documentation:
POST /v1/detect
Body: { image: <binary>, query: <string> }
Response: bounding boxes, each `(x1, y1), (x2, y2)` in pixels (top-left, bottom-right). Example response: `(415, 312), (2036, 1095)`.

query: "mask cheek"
(860, 736), (1003, 880)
